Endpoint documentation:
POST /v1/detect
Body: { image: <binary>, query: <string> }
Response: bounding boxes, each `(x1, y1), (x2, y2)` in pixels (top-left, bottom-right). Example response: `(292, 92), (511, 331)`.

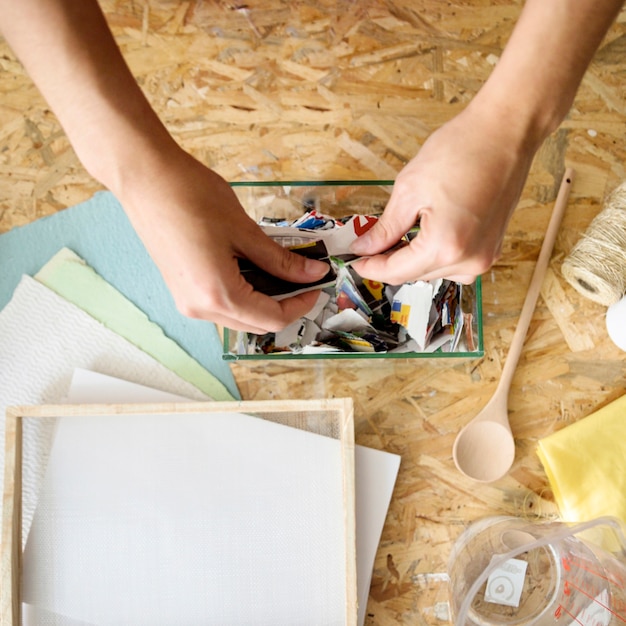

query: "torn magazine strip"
(234, 209), (471, 355)
(238, 239), (337, 299)
(238, 214), (381, 300)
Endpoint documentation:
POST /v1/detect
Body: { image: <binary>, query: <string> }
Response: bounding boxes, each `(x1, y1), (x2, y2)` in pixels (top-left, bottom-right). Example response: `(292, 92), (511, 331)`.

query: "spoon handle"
(497, 168), (575, 394)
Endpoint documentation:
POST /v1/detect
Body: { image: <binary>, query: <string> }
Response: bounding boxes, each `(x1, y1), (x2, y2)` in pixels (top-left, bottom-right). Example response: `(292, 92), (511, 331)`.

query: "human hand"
(119, 148), (329, 333)
(349, 102), (539, 285)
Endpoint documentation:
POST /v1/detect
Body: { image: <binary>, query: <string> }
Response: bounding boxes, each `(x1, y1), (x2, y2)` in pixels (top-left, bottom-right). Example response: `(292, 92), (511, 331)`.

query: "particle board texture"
(1, 2), (626, 624)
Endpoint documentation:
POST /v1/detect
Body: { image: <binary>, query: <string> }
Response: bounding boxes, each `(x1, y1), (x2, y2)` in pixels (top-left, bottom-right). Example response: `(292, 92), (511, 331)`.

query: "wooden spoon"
(453, 168), (575, 482)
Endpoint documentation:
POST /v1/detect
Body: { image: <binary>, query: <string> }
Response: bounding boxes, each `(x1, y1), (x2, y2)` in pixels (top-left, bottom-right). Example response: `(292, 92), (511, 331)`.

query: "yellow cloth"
(537, 394), (626, 525)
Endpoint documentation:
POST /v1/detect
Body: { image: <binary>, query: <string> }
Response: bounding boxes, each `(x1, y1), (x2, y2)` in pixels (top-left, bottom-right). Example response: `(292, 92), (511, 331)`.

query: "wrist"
(470, 0), (623, 151)
(71, 103), (182, 202)
(462, 86), (548, 164)
(469, 72), (565, 156)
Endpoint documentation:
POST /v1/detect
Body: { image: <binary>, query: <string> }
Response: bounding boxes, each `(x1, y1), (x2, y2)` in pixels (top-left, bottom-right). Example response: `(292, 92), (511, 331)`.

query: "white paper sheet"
(41, 369), (401, 626)
(64, 368), (195, 404)
(0, 276), (210, 540)
(23, 406), (348, 625)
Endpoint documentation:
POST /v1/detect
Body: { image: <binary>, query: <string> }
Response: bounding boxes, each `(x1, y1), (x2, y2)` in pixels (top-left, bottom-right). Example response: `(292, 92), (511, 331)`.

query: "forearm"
(472, 0), (624, 148)
(0, 0), (331, 331)
(0, 0), (176, 196)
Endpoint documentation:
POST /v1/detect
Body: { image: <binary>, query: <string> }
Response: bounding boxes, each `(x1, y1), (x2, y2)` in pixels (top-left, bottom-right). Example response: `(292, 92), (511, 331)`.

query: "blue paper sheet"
(0, 191), (240, 400)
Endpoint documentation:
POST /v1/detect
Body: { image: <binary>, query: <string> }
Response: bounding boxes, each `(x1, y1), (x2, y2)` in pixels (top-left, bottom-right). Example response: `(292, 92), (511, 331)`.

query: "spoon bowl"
(453, 169), (574, 482)
(453, 403), (515, 483)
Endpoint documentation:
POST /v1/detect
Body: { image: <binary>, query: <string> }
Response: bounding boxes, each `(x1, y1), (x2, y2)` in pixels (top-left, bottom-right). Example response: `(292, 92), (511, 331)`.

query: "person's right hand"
(349, 100), (540, 286)
(118, 147), (329, 333)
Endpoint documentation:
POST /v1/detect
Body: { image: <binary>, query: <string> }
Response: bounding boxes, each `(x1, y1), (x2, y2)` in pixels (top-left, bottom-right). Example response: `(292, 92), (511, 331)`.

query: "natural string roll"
(562, 181), (626, 306)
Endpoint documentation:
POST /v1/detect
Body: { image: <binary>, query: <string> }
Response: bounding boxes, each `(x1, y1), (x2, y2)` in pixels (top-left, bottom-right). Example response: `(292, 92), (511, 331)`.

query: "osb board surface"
(1, 1), (626, 624)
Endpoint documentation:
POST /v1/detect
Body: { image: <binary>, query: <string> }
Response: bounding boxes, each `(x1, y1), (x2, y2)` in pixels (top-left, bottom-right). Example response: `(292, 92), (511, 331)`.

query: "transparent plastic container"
(448, 515), (626, 625)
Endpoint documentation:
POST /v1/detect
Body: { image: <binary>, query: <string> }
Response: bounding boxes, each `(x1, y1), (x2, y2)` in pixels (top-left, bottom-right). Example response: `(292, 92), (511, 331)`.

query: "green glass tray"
(223, 181), (484, 361)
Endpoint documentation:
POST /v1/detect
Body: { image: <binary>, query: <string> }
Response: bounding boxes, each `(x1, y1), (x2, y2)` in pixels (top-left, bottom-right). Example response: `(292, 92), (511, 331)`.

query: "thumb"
(349, 201), (419, 256)
(246, 234), (330, 284)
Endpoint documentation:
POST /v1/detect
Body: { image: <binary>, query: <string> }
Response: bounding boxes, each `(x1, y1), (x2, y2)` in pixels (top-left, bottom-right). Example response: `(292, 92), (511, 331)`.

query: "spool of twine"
(561, 182), (626, 306)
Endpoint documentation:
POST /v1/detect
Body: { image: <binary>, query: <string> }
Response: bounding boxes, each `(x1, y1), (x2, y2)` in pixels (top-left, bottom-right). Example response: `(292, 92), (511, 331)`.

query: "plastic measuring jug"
(448, 516), (626, 625)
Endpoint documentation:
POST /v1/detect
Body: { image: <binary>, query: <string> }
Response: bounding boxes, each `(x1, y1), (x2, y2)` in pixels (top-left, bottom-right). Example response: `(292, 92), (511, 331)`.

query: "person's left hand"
(118, 147), (329, 333)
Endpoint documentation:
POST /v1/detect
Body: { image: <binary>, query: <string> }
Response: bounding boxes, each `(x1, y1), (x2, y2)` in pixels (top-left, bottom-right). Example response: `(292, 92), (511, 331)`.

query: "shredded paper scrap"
(235, 209), (475, 356)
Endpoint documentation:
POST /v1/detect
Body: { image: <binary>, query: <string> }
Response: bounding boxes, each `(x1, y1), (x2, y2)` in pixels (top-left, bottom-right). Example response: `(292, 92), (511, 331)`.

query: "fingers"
(212, 290), (322, 334)
(352, 244), (479, 286)
(351, 242), (432, 285)
(421, 272), (477, 285)
(350, 191), (421, 257)
(244, 230), (330, 284)
(240, 288), (322, 333)
(180, 269), (322, 334)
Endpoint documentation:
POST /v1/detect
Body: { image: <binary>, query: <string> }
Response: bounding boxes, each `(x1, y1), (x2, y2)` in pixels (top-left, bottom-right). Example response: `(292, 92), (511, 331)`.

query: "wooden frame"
(2, 399), (356, 626)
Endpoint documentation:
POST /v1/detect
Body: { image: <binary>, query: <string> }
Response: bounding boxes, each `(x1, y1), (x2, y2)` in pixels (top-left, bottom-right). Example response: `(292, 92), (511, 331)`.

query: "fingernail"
(305, 258), (330, 278)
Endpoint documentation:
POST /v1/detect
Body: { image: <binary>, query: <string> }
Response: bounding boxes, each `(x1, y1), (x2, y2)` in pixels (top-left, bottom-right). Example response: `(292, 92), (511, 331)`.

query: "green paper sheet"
(35, 248), (235, 401)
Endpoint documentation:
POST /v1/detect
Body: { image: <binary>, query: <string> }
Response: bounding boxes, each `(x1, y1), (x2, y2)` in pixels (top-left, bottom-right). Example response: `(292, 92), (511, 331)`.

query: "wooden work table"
(1, 2), (625, 624)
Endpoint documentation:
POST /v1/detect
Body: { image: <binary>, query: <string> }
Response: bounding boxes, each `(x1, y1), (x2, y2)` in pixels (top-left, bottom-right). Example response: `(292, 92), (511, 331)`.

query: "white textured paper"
(22, 408), (347, 625)
(0, 276), (209, 539)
